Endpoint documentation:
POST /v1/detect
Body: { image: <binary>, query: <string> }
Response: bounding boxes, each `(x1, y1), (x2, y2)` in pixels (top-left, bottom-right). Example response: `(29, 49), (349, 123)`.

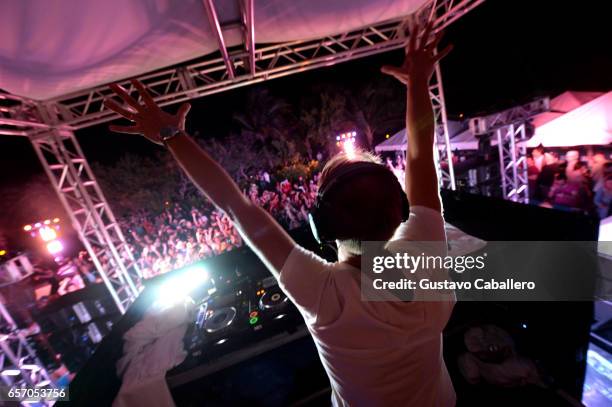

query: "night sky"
(0, 0), (610, 222)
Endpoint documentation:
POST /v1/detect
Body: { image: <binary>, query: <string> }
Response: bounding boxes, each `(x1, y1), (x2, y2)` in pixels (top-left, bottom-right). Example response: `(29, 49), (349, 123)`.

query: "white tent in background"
(374, 120), (472, 153)
(531, 91), (603, 128)
(526, 91), (612, 147)
(375, 128), (408, 152)
(375, 90), (609, 153)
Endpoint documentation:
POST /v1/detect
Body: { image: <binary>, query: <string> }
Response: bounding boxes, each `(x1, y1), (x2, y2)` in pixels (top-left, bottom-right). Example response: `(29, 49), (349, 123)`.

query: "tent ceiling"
(376, 90), (612, 152)
(526, 91), (612, 147)
(0, 0), (428, 100)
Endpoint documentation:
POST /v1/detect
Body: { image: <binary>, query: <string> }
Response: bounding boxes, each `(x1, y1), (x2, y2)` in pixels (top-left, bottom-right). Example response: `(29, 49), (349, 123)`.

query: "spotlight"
(0, 250), (6, 256)
(343, 138), (356, 159)
(39, 226), (57, 242)
(155, 264), (210, 307)
(23, 225), (32, 232)
(46, 240), (64, 255)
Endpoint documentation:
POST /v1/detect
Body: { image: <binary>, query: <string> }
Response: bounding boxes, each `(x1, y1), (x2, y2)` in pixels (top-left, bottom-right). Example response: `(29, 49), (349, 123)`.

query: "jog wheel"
(204, 306), (237, 333)
(259, 287), (288, 311)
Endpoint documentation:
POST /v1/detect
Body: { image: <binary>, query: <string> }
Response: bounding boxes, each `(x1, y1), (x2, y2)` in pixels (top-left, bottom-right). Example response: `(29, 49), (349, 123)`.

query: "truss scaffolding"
(30, 129), (142, 314)
(470, 97), (550, 203)
(0, 0), (483, 316)
(1, 296), (56, 406)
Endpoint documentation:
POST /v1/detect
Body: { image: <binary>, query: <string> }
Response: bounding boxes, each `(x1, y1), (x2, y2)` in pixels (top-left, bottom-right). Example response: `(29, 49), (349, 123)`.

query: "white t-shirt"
(279, 206), (456, 407)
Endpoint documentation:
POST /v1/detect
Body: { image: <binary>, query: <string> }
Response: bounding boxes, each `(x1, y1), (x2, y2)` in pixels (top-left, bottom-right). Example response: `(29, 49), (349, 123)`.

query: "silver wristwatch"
(160, 125), (182, 145)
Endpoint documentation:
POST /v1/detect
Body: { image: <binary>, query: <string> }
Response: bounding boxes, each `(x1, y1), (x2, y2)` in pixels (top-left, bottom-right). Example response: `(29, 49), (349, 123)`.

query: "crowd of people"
(122, 169), (320, 279)
(528, 147), (612, 218)
(28, 146), (612, 297)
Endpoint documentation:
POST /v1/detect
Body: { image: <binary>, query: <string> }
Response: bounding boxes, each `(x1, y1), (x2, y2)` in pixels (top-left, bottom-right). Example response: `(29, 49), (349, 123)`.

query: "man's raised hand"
(104, 79), (191, 145)
(381, 18), (452, 85)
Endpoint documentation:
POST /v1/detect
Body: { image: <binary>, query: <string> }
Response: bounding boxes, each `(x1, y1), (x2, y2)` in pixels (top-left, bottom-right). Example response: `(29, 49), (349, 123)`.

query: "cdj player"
(166, 268), (309, 388)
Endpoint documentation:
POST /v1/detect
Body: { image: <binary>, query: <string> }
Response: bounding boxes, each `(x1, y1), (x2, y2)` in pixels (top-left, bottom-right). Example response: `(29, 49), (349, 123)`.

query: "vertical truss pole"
(418, 2), (456, 190)
(202, 0), (236, 79)
(430, 63), (456, 190)
(496, 123), (529, 203)
(0, 298), (56, 406)
(242, 0), (256, 75)
(29, 130), (141, 314)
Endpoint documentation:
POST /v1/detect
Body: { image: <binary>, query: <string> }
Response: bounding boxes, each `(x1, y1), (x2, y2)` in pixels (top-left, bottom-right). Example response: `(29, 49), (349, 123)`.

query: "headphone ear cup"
(316, 201), (334, 243)
(401, 194), (410, 222)
(309, 201), (331, 244)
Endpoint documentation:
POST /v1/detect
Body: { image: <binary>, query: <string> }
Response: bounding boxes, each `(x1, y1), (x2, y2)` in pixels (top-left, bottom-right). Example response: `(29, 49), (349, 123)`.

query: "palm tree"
(299, 86), (350, 159)
(347, 78), (406, 150)
(233, 88), (294, 168)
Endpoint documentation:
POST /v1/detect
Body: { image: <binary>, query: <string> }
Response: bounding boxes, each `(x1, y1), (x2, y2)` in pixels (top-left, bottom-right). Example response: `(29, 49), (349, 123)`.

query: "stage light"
(46, 240), (64, 255)
(35, 223), (41, 228)
(155, 264), (210, 308)
(24, 225), (32, 231)
(44, 219), (51, 225)
(0, 250), (6, 256)
(53, 218), (60, 223)
(385, 134), (390, 139)
(343, 138), (356, 159)
(39, 226), (57, 242)
(336, 136), (340, 141)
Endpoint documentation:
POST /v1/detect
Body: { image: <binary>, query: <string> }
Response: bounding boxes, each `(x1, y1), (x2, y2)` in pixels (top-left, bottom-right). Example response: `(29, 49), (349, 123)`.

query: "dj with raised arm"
(106, 19), (455, 407)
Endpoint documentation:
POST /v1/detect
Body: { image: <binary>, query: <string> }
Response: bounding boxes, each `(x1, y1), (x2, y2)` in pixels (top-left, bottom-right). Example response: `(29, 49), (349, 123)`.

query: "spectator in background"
(527, 156), (540, 198)
(531, 144), (545, 172)
(589, 152), (608, 186)
(548, 170), (590, 211)
(594, 175), (612, 219)
(594, 160), (612, 193)
(565, 150), (583, 184)
(535, 152), (561, 202)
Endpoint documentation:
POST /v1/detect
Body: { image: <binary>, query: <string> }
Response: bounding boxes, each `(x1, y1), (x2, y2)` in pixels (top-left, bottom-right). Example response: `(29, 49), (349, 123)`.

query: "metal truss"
(0, 0), (483, 133)
(496, 123), (530, 203)
(30, 129), (142, 314)
(0, 0), (484, 318)
(431, 64), (456, 190)
(0, 297), (56, 406)
(469, 97), (550, 203)
(469, 97), (550, 135)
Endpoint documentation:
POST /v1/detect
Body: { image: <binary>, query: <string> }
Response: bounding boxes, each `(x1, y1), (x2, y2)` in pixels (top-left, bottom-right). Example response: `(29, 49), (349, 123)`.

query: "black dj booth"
(59, 191), (598, 407)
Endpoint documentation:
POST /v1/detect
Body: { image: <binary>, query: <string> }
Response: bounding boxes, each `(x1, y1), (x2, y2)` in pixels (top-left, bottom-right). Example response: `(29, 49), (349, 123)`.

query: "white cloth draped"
(113, 300), (194, 407)
(0, 0), (426, 100)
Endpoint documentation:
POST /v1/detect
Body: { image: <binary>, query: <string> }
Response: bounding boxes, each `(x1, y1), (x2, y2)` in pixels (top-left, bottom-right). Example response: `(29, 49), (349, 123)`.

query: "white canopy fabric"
(0, 0), (426, 101)
(526, 91), (612, 147)
(374, 120), (482, 152)
(375, 128), (408, 152)
(531, 91), (603, 128)
(376, 90), (611, 153)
